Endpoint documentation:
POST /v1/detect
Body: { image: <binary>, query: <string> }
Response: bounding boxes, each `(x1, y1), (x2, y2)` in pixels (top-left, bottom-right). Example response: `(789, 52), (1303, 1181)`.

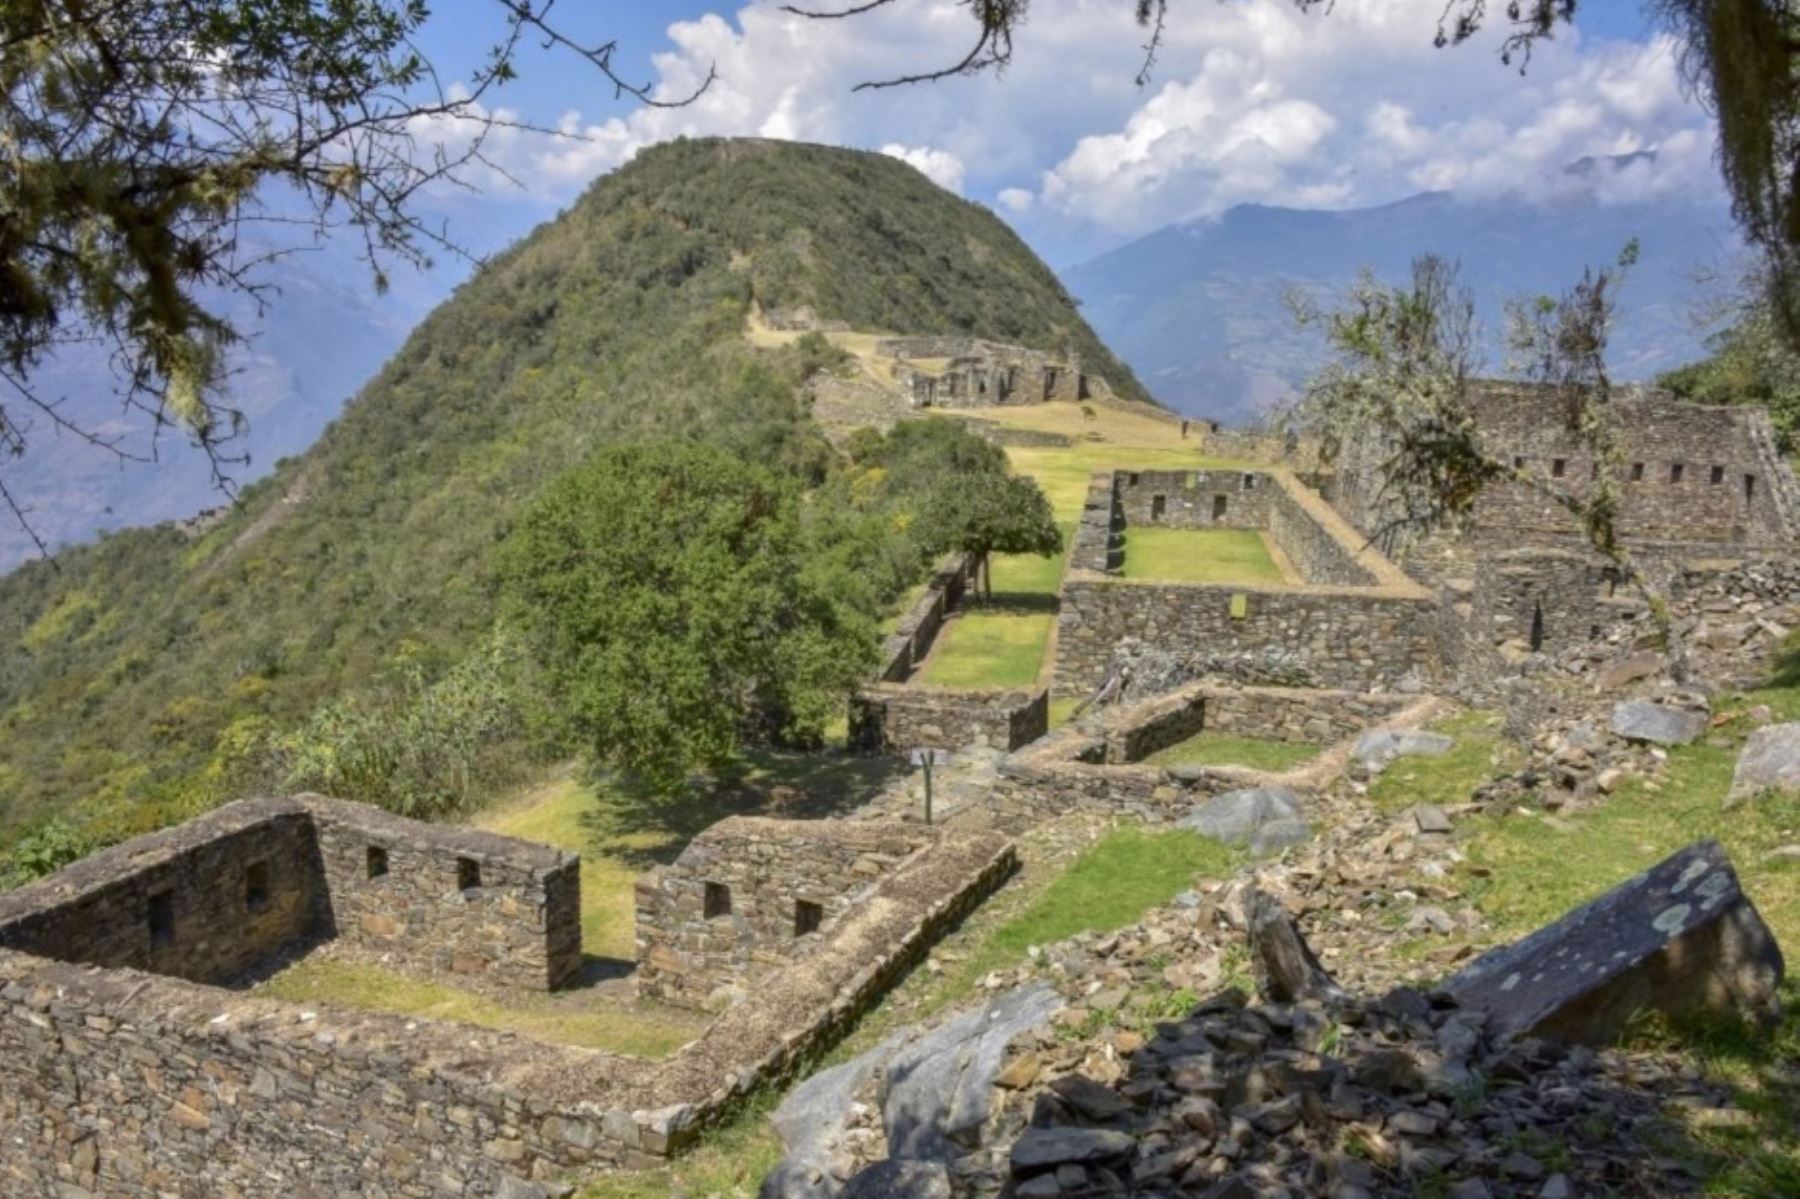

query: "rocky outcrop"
(1446, 840), (1785, 1044)
(1729, 722), (1800, 802)
(1609, 700), (1710, 746)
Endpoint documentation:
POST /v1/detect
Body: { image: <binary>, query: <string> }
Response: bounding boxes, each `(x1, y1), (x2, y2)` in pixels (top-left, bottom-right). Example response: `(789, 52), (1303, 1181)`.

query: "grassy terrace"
(1119, 527), (1288, 585)
(1373, 655), (1800, 1197)
(1143, 730), (1321, 772)
(910, 401), (1249, 692)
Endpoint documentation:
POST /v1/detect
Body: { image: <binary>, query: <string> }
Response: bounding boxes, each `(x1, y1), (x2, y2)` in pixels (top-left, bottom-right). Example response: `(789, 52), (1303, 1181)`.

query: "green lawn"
(259, 956), (705, 1058)
(1428, 678), (1800, 1198)
(1120, 527), (1286, 584)
(1366, 708), (1521, 814)
(914, 533), (1067, 690)
(1144, 730), (1320, 772)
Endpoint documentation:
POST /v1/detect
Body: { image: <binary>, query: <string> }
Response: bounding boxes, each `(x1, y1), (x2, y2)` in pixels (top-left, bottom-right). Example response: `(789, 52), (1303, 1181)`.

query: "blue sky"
(392, 1), (1719, 270)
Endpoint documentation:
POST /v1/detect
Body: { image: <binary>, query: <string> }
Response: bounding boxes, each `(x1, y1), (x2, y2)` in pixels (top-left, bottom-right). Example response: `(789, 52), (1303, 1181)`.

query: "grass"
(1431, 680), (1800, 1198)
(1119, 527), (1287, 585)
(1366, 708), (1521, 815)
(258, 957), (704, 1058)
(1143, 730), (1320, 772)
(580, 822), (1234, 1197)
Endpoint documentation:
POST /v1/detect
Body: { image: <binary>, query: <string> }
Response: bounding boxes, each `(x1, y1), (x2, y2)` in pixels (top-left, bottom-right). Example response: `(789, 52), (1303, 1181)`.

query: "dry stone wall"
(634, 817), (940, 1009)
(873, 554), (979, 683)
(0, 805), (1015, 1197)
(1055, 575), (1438, 694)
(0, 800), (324, 986)
(850, 684), (1049, 754)
(1115, 468), (1272, 529)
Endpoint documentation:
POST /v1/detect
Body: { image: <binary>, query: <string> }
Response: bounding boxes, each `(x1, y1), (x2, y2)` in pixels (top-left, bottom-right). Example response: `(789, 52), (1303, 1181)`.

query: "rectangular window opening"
(1670, 463), (1685, 484)
(456, 856), (481, 892)
(1550, 458), (1566, 478)
(1513, 455), (1526, 470)
(704, 881), (732, 919)
(1629, 462), (1645, 481)
(366, 846), (389, 880)
(1212, 494), (1228, 521)
(1710, 465), (1725, 485)
(794, 899), (824, 937)
(148, 890), (175, 948)
(245, 861), (271, 914)
(1150, 495), (1166, 520)
(1746, 474), (1758, 502)
(1241, 474), (1256, 490)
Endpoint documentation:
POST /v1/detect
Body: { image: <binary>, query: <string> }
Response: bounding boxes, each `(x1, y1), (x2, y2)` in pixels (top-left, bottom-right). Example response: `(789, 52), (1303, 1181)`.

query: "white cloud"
(406, 1), (1723, 252)
(880, 143), (966, 193)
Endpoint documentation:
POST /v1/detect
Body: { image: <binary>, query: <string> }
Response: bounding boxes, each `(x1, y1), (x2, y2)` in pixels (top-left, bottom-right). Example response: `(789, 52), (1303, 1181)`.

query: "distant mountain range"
(1063, 180), (1740, 426)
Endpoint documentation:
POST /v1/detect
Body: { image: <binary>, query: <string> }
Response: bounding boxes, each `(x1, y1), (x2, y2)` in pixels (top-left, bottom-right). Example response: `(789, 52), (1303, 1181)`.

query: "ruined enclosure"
(634, 817), (943, 1009)
(877, 335), (1102, 409)
(0, 794), (582, 993)
(985, 682), (1443, 823)
(1332, 385), (1800, 554)
(1057, 469), (1438, 694)
(0, 796), (1014, 1196)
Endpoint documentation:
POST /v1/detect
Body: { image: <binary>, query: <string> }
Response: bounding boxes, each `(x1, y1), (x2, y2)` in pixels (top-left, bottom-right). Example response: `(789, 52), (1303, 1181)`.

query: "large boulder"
(1609, 701), (1708, 746)
(1178, 787), (1310, 856)
(1728, 723), (1800, 804)
(761, 983), (1064, 1198)
(1445, 840), (1784, 1044)
(1352, 728), (1455, 773)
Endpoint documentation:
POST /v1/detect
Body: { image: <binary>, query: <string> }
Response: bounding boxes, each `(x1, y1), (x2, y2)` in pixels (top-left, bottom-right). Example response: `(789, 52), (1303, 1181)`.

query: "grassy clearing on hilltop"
(1120, 527), (1288, 585)
(1144, 731), (1322, 772)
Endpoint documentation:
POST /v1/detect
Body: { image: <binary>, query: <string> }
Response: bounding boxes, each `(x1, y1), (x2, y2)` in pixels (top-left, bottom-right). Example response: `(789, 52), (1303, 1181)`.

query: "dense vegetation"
(0, 137), (1143, 857)
(1660, 297), (1800, 455)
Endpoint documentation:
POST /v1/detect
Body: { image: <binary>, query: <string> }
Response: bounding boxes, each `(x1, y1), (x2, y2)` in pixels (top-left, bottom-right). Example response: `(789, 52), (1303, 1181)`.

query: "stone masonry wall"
(1054, 574), (1439, 694)
(309, 799), (583, 992)
(1265, 482), (1377, 587)
(634, 817), (938, 1009)
(0, 826), (1015, 1197)
(1332, 385), (1800, 549)
(849, 684), (1049, 754)
(874, 553), (980, 682)
(0, 796), (582, 998)
(0, 801), (323, 986)
(1106, 685), (1410, 763)
(1115, 469), (1271, 529)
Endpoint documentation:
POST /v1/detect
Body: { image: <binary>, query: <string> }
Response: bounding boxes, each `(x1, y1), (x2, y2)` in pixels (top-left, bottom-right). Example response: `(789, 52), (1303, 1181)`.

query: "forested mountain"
(1064, 184), (1738, 425)
(0, 137), (1142, 843)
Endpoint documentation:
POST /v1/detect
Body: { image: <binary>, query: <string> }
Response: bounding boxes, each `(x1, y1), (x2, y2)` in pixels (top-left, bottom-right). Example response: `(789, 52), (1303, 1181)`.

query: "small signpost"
(909, 747), (951, 825)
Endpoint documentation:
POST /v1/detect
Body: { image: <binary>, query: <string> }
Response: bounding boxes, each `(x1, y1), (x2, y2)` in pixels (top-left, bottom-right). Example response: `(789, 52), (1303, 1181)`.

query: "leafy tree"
(1294, 248), (1689, 665)
(920, 469), (1062, 602)
(499, 441), (877, 794)
(0, 0), (709, 551)
(1660, 278), (1800, 453)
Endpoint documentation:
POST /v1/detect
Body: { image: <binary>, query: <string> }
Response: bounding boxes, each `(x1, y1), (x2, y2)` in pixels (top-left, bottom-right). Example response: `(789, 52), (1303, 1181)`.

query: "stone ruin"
(1056, 468), (1439, 696)
(0, 794), (1016, 1196)
(876, 336), (1106, 410)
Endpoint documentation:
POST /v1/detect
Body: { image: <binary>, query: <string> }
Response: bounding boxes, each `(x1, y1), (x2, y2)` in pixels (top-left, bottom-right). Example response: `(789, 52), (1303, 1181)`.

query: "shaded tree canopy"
(0, 0), (709, 551)
(920, 466), (1062, 601)
(499, 440), (876, 795)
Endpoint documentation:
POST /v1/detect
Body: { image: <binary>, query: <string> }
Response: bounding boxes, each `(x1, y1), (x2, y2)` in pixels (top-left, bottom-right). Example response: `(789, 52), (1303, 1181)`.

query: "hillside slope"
(1065, 187), (1738, 425)
(0, 137), (1145, 840)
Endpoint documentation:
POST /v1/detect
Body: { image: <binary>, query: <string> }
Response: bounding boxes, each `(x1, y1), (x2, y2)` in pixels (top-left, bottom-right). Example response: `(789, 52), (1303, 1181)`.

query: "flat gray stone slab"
(1730, 723), (1800, 802)
(1179, 787), (1309, 856)
(1010, 1127), (1135, 1173)
(883, 981), (1065, 1160)
(1609, 701), (1708, 746)
(1445, 840), (1785, 1044)
(1353, 729), (1454, 772)
(839, 1161), (950, 1199)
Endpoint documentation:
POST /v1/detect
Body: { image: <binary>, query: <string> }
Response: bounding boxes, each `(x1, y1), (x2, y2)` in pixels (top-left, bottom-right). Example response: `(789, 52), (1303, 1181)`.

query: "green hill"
(0, 137), (1147, 845)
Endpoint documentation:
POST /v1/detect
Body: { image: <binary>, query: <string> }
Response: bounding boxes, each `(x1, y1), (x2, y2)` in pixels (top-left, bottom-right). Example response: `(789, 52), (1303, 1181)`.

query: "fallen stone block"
(1247, 889), (1346, 1006)
(1728, 722), (1800, 805)
(1609, 701), (1707, 747)
(1010, 1127), (1135, 1174)
(1445, 840), (1784, 1044)
(1178, 788), (1311, 857)
(839, 1160), (950, 1199)
(1353, 729), (1455, 772)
